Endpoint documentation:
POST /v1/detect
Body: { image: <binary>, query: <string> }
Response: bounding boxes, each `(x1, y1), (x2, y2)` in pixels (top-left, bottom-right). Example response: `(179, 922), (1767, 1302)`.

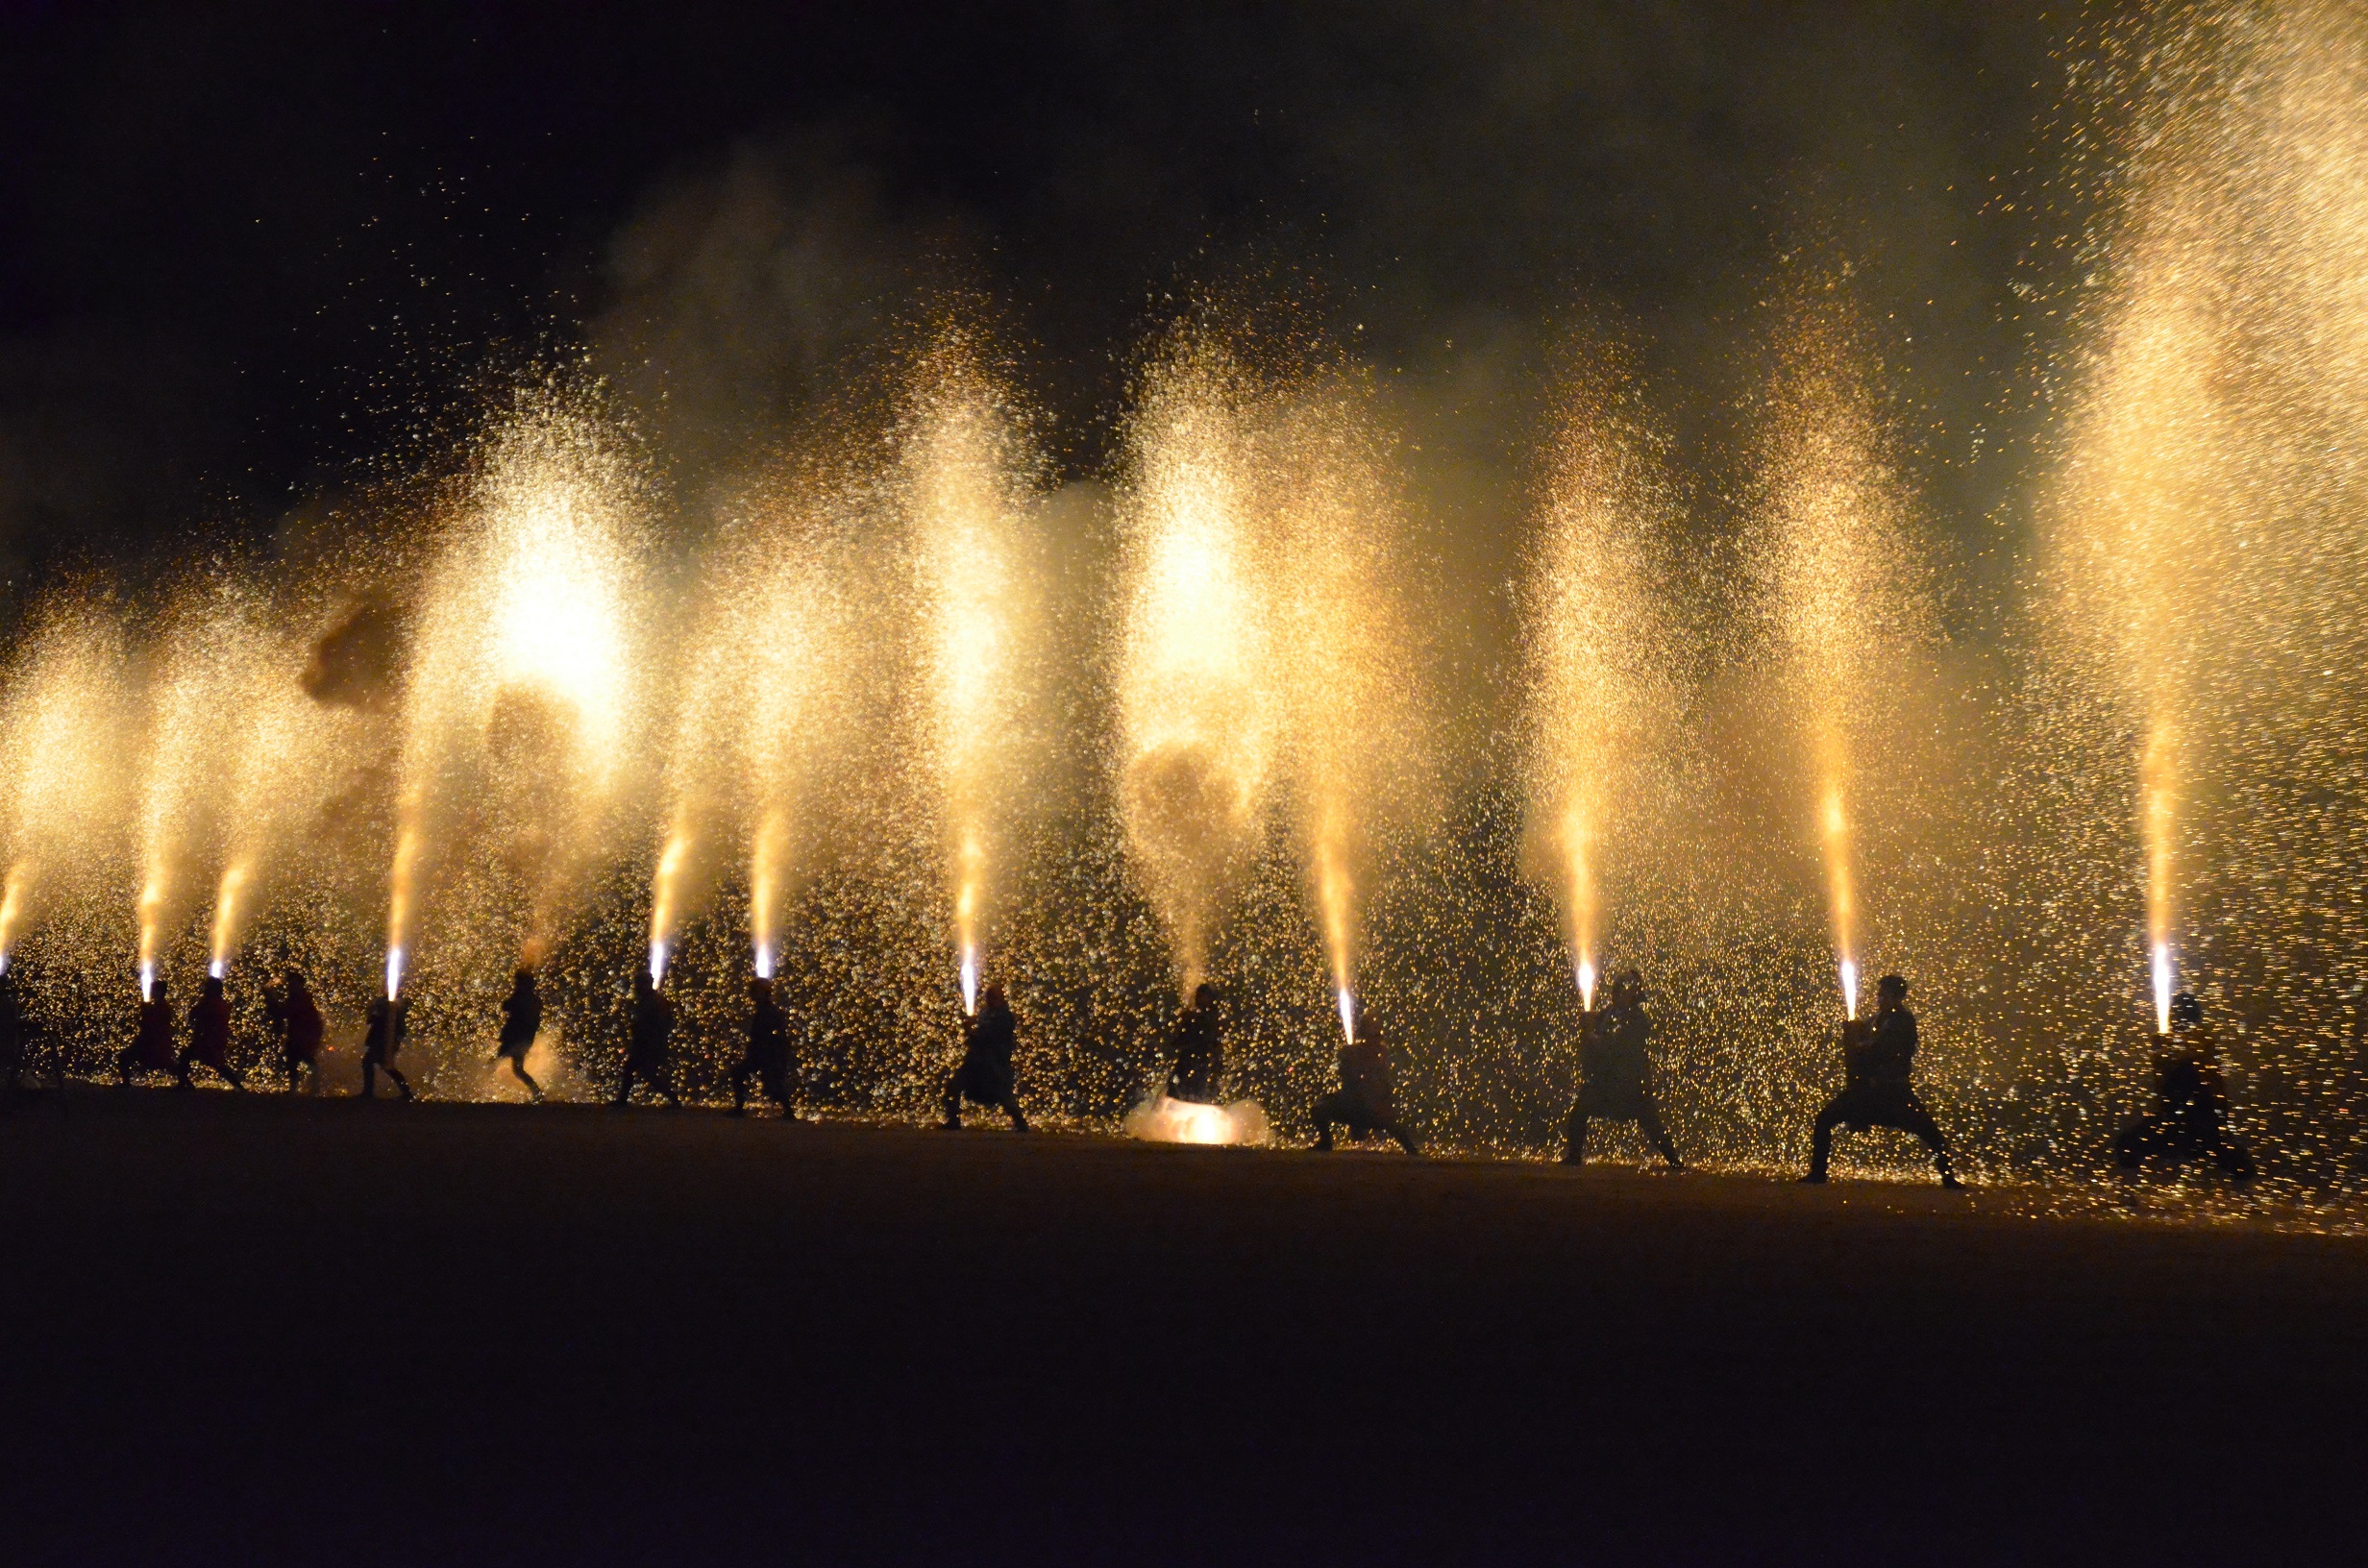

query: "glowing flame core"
(384, 946), (404, 1002)
(1840, 958), (1860, 1022)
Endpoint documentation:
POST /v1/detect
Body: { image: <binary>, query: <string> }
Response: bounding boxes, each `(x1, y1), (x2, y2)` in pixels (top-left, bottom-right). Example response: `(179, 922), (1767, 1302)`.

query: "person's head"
(1615, 968), (1644, 1004)
(513, 967), (535, 993)
(982, 983), (1007, 1014)
(202, 974), (225, 1000)
(633, 968), (654, 999)
(284, 968), (308, 994)
(148, 976), (168, 1003)
(2171, 992), (2204, 1030)
(750, 975), (774, 1002)
(1878, 974), (1909, 1008)
(1192, 982), (1217, 1009)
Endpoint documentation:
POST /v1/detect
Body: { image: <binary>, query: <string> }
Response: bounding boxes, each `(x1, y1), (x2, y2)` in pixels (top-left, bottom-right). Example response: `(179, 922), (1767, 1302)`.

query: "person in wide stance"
(1803, 972), (1957, 1188)
(2114, 991), (2253, 1180)
(1563, 968), (1682, 1169)
(1313, 1022), (1420, 1156)
(176, 973), (246, 1090)
(940, 984), (1027, 1131)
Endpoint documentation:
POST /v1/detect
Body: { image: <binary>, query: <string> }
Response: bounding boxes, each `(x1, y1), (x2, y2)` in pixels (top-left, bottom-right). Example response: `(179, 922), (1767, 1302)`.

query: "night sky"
(0, 1), (2084, 588)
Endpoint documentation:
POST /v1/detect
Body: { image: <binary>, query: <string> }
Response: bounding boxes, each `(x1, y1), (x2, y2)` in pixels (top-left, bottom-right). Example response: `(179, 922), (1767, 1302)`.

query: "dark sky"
(0, 1), (2086, 581)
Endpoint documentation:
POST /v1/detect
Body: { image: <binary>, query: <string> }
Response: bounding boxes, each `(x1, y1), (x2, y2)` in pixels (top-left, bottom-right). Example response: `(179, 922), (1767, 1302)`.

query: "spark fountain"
(903, 333), (1044, 1018)
(135, 593), (265, 999)
(0, 612), (133, 977)
(1266, 379), (1418, 1046)
(2044, 1), (2368, 1090)
(1115, 335), (1278, 998)
(386, 391), (646, 1069)
(652, 477), (843, 1000)
(1522, 345), (1677, 1018)
(1757, 285), (1936, 1026)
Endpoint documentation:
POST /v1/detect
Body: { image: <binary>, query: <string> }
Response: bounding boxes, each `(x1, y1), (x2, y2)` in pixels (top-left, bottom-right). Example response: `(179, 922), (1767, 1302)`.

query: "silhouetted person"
(1313, 1023), (1420, 1155)
(266, 969), (324, 1093)
(1804, 973), (1956, 1187)
(1166, 982), (1223, 1105)
(495, 968), (544, 1102)
(940, 983), (1027, 1130)
(2115, 992), (2254, 1179)
(116, 979), (177, 1087)
(731, 976), (797, 1115)
(361, 993), (413, 1100)
(0, 968), (23, 1111)
(613, 968), (680, 1108)
(175, 974), (245, 1090)
(1563, 969), (1682, 1169)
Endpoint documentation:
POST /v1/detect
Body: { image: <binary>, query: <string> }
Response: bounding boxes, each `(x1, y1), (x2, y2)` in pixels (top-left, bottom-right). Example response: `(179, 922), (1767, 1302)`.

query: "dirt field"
(3, 1089), (2363, 1563)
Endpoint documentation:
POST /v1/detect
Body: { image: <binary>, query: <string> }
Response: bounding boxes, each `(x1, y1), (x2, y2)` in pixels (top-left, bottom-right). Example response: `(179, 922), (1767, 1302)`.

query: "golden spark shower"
(1757, 286), (1935, 1023)
(1115, 336), (1278, 997)
(1523, 348), (1675, 1015)
(387, 391), (645, 1002)
(904, 335), (1043, 1017)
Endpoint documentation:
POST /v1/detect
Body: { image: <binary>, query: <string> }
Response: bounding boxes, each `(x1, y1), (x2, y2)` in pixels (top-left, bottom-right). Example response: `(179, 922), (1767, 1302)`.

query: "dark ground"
(3, 1090), (2362, 1565)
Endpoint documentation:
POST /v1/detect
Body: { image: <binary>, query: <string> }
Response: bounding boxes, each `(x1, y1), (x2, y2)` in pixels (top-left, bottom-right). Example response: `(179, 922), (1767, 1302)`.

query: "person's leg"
(998, 1093), (1029, 1132)
(1389, 1121), (1421, 1157)
(361, 1060), (378, 1099)
(1638, 1097), (1683, 1169)
(386, 1066), (412, 1100)
(1892, 1096), (1957, 1186)
(115, 1043), (136, 1087)
(940, 1076), (963, 1128)
(730, 1062), (751, 1115)
(764, 1066), (790, 1115)
(172, 1049), (195, 1090)
(1311, 1091), (1344, 1151)
(223, 1063), (246, 1090)
(1804, 1093), (1848, 1181)
(1562, 1102), (1588, 1165)
(613, 1060), (634, 1107)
